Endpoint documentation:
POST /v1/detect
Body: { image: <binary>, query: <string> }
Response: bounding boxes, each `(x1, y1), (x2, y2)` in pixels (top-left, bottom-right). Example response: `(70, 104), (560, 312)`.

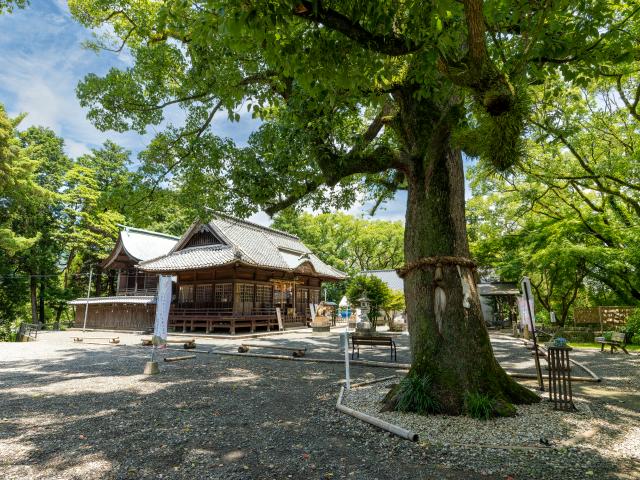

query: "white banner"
(519, 277), (536, 331)
(152, 275), (172, 347)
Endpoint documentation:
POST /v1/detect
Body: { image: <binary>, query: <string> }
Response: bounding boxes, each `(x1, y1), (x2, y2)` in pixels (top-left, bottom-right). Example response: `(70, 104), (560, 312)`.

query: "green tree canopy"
(272, 210), (404, 275)
(468, 79), (640, 323)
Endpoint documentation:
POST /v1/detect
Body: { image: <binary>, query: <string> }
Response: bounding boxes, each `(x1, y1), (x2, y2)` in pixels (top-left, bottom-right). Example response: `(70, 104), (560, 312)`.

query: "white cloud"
(247, 211), (272, 227)
(0, 1), (150, 158)
(64, 138), (92, 158)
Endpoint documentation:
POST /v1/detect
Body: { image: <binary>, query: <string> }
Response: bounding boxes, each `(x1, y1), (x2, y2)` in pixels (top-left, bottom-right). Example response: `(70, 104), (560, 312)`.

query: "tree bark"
(385, 123), (539, 415)
(39, 276), (46, 326)
(94, 266), (103, 296)
(54, 306), (64, 330)
(30, 276), (38, 324)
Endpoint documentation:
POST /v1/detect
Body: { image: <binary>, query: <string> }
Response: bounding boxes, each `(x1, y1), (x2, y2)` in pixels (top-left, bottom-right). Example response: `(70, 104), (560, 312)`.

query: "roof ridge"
(210, 211), (300, 240)
(177, 244), (230, 254)
(119, 225), (180, 240)
(139, 244), (230, 265)
(362, 269), (397, 273)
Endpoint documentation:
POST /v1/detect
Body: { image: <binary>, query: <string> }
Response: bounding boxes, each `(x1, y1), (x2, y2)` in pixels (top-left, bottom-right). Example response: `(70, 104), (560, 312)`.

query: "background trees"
(0, 101), (187, 337)
(272, 210), (404, 275)
(468, 80), (640, 325)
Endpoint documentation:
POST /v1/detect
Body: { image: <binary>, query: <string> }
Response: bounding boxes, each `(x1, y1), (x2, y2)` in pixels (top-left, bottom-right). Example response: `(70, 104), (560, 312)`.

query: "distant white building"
(361, 269), (404, 292)
(361, 269), (520, 326)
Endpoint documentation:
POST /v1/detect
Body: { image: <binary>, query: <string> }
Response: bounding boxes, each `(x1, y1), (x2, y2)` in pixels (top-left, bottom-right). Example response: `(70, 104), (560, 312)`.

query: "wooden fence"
(573, 306), (635, 329)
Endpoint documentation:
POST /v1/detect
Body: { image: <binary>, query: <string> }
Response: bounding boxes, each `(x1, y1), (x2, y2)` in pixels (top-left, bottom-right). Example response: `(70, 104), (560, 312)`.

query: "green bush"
(625, 309), (640, 337)
(603, 331), (613, 341)
(554, 328), (596, 342)
(464, 392), (495, 420)
(395, 373), (440, 414)
(632, 334), (640, 345)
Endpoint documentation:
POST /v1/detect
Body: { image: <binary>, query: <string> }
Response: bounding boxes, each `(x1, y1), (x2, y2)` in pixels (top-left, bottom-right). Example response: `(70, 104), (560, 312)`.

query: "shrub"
(632, 334), (640, 345)
(345, 275), (391, 330)
(603, 331), (613, 341)
(625, 309), (640, 337)
(464, 392), (495, 420)
(395, 373), (440, 414)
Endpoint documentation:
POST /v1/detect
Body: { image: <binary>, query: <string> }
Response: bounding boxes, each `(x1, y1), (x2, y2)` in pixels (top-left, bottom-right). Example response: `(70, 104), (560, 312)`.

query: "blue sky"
(0, 0), (407, 224)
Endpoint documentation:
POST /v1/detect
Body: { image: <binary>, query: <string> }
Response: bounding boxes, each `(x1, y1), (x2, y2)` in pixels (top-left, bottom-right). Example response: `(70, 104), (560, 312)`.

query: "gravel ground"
(0, 331), (479, 480)
(1, 330), (638, 480)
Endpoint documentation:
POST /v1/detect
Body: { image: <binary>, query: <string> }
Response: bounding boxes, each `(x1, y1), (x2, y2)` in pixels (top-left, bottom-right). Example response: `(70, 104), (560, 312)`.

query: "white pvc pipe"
(336, 386), (418, 442)
(344, 329), (350, 389)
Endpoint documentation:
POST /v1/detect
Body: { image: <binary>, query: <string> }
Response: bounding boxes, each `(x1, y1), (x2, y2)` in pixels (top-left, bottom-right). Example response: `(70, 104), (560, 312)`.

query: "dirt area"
(0, 330), (638, 479)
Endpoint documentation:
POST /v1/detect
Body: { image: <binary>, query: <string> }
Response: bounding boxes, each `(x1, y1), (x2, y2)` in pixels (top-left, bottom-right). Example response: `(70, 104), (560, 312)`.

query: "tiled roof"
(68, 296), (156, 305)
(140, 245), (239, 272)
(478, 283), (520, 296)
(139, 212), (347, 279)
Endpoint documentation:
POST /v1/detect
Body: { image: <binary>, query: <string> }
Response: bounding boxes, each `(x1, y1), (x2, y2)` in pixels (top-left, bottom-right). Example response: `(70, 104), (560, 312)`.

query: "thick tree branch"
(462, 0), (487, 75)
(292, 1), (420, 56)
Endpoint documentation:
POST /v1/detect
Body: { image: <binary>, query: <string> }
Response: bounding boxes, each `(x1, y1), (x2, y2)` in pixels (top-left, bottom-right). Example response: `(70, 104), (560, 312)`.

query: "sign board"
(275, 307), (284, 331)
(152, 275), (172, 347)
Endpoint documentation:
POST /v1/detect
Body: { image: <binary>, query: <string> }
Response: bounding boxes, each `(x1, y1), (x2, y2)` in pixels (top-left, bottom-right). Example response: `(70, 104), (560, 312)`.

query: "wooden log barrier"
(239, 343), (306, 357)
(73, 337), (120, 344)
(141, 338), (196, 348)
(163, 355), (196, 363)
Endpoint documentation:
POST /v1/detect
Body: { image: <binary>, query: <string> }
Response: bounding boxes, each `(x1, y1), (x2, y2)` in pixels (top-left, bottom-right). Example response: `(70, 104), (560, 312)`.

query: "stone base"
(143, 361), (160, 375)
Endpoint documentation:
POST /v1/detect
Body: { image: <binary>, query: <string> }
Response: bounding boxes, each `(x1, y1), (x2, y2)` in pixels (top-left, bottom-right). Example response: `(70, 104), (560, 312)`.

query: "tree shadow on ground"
(0, 346), (478, 480)
(1, 338), (635, 480)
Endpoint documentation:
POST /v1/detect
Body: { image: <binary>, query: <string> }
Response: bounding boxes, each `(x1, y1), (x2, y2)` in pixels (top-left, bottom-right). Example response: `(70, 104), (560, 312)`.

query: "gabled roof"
(102, 226), (179, 268)
(477, 282), (520, 296)
(138, 212), (347, 280)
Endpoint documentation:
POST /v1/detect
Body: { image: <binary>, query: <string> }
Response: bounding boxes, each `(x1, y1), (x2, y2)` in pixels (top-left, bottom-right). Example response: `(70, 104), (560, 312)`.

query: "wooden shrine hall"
(69, 212), (346, 334)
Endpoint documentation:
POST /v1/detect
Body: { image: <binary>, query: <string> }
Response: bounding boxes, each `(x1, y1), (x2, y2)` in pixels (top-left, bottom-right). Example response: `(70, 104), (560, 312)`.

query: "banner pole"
(522, 276), (544, 391)
(145, 274), (168, 375)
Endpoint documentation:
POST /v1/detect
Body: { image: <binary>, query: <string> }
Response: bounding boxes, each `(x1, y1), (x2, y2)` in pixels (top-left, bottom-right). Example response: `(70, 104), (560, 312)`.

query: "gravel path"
(1, 330), (638, 479)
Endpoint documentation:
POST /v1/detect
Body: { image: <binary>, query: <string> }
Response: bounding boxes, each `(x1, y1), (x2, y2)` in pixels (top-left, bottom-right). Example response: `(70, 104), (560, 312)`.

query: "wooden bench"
(350, 334), (397, 362)
(595, 332), (629, 354)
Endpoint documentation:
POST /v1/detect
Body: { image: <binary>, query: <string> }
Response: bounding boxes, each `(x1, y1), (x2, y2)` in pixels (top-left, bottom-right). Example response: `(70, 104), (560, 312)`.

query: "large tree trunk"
(30, 276), (38, 324)
(385, 131), (539, 416)
(39, 276), (46, 326)
(53, 306), (64, 331)
(94, 266), (103, 296)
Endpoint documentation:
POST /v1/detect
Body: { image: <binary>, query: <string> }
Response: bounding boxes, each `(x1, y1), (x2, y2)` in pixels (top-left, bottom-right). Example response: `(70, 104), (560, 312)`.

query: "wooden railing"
(18, 322), (42, 340)
(168, 306), (308, 334)
(116, 287), (158, 297)
(170, 306), (234, 316)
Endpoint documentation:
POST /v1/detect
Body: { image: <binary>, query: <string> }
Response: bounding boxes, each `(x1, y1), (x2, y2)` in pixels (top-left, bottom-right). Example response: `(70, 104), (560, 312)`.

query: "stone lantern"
(356, 294), (371, 333)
